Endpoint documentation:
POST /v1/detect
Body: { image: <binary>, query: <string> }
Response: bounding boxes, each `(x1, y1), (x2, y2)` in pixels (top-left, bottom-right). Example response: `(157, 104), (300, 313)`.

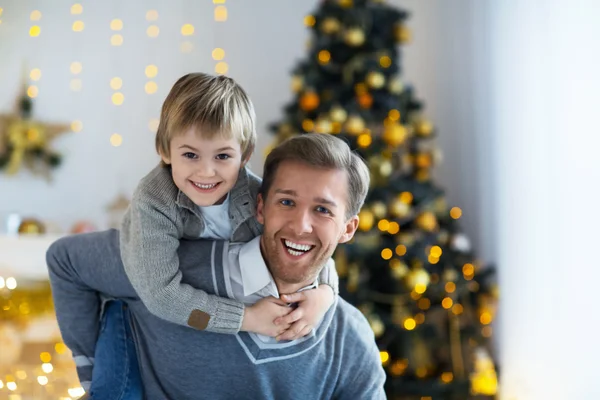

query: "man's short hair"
(155, 73), (256, 162)
(261, 133), (370, 219)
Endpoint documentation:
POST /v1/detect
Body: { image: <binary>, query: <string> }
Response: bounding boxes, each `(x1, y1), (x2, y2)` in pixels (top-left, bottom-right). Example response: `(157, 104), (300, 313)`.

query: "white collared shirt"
(226, 237), (319, 344)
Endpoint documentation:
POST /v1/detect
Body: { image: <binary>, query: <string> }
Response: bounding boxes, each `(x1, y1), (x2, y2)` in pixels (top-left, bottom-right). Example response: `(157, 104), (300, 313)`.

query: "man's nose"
(290, 208), (313, 235)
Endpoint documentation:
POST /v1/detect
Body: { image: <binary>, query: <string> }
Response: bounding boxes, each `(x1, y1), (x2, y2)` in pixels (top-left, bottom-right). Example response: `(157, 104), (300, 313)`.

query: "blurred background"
(0, 0), (599, 399)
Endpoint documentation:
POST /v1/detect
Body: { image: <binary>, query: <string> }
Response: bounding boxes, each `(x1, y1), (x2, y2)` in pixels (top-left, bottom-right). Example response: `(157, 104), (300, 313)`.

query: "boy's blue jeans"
(88, 300), (143, 400)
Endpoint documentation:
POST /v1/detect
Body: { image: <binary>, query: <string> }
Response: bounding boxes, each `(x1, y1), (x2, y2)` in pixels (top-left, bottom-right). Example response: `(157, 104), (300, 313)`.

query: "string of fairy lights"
(0, 2), (231, 398)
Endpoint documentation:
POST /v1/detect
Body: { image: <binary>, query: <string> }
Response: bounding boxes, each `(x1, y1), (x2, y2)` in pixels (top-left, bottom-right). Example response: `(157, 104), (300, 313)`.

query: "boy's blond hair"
(156, 73), (256, 163)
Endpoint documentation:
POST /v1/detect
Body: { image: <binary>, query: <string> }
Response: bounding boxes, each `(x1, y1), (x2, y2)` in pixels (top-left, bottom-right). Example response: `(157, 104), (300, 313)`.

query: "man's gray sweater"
(47, 230), (386, 399)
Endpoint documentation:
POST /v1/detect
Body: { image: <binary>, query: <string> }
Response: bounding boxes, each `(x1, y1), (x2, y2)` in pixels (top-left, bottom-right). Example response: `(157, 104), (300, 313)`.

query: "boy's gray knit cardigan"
(120, 164), (340, 334)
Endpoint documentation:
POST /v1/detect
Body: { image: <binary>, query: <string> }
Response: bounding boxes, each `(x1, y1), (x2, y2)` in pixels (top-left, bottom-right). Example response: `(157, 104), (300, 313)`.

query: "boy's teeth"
(284, 240), (311, 251)
(194, 182), (217, 189)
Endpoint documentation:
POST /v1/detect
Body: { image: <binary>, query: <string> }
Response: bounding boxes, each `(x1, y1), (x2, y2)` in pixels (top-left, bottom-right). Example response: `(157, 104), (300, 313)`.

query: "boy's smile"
(162, 128), (244, 207)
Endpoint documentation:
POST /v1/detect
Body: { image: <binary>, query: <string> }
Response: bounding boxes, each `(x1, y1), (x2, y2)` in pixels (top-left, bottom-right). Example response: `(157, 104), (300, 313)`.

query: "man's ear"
(256, 193), (265, 224)
(339, 215), (359, 244)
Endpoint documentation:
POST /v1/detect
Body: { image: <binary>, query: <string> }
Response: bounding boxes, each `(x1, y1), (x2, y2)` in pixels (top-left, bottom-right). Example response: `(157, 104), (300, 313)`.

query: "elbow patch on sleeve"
(187, 309), (210, 330)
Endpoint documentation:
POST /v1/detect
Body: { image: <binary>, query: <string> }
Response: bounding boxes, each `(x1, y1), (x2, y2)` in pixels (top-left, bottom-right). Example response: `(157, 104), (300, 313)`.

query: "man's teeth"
(287, 249), (304, 256)
(285, 240), (311, 251)
(193, 182), (217, 189)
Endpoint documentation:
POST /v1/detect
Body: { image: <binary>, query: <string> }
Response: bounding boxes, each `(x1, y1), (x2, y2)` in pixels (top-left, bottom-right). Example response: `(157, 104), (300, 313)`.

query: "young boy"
(50, 73), (339, 398)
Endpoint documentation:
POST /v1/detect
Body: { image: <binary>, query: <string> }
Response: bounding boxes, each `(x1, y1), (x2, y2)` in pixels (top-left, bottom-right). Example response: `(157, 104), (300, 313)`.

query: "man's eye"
(216, 154), (231, 160)
(280, 199), (294, 206)
(183, 152), (197, 159)
(316, 206), (331, 214)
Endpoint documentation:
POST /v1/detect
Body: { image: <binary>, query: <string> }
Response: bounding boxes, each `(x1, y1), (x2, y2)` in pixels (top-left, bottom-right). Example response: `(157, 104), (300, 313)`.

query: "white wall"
(490, 0), (600, 399)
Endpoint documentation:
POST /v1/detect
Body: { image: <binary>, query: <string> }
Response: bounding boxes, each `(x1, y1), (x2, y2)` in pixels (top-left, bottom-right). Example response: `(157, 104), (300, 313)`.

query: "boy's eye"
(216, 154), (231, 160)
(279, 199), (294, 207)
(183, 152), (197, 159)
(316, 206), (331, 214)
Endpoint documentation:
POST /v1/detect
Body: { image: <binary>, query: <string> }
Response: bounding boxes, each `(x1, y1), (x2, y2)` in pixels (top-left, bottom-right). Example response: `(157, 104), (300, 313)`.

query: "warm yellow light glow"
(72, 21), (85, 32)
(37, 376), (48, 385)
(30, 10), (42, 21)
(213, 0), (226, 3)
(71, 120), (83, 132)
(41, 363), (53, 373)
(302, 119), (314, 132)
(110, 19), (123, 31)
(145, 81), (158, 94)
(441, 372), (454, 383)
(399, 192), (413, 204)
(148, 118), (160, 132)
(380, 55), (392, 68)
(145, 65), (158, 78)
(40, 352), (51, 363)
(215, 62), (228, 75)
(112, 92), (124, 105)
(480, 311), (492, 325)
(357, 133), (372, 148)
(403, 317), (416, 330)
(6, 277), (17, 290)
(146, 10), (158, 21)
(442, 297), (453, 309)
(71, 4), (83, 15)
(55, 343), (68, 354)
(381, 248), (393, 260)
(0, 277), (5, 289)
(380, 351), (390, 364)
(111, 34), (123, 46)
(110, 133), (123, 147)
(15, 370), (26, 380)
(463, 263), (475, 276)
(388, 109), (400, 121)
(147, 25), (160, 37)
(450, 206), (463, 219)
(414, 283), (427, 294)
(29, 26), (41, 37)
(430, 246), (442, 257)
(304, 15), (316, 27)
(30, 68), (42, 81)
(212, 48), (225, 60)
(482, 326), (493, 338)
(214, 6), (227, 21)
(68, 388), (85, 398)
(445, 282), (456, 293)
(416, 367), (427, 378)
(70, 61), (82, 74)
(318, 50), (331, 64)
(395, 245), (407, 256)
(27, 85), (38, 98)
(388, 222), (400, 235)
(414, 313), (425, 324)
(452, 304), (464, 315)
(7, 381), (16, 391)
(110, 77), (122, 90)
(180, 41), (194, 53)
(181, 23), (194, 36)
(377, 219), (390, 231)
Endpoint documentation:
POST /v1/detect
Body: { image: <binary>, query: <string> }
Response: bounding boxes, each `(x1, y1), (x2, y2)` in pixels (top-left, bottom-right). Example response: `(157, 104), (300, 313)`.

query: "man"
(47, 133), (386, 399)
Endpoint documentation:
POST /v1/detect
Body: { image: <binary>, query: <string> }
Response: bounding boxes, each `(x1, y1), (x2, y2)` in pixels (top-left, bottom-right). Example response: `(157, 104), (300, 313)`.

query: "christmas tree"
(269, 1), (498, 399)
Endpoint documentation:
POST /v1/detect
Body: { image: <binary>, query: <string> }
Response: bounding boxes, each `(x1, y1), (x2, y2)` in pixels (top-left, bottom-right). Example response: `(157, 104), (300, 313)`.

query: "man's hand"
(240, 296), (293, 337)
(276, 285), (334, 341)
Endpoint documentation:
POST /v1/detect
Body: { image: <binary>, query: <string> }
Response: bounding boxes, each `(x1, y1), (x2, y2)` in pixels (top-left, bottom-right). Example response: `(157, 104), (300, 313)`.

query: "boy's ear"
(240, 144), (255, 168)
(160, 151), (171, 165)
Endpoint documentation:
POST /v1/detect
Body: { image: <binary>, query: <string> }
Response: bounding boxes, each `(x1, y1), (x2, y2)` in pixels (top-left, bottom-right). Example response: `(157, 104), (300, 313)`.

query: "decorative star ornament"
(0, 84), (71, 180)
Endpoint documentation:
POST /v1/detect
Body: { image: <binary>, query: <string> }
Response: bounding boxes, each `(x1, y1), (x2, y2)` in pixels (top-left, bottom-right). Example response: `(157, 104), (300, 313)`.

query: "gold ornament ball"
(388, 77), (404, 94)
(366, 71), (386, 89)
(415, 120), (434, 137)
(291, 75), (304, 93)
(390, 199), (410, 218)
(345, 115), (365, 135)
(18, 218), (46, 235)
(383, 124), (407, 147)
(344, 28), (365, 47)
(299, 90), (320, 111)
(416, 212), (438, 232)
(321, 18), (341, 34)
(394, 24), (411, 44)
(407, 268), (430, 289)
(330, 106), (348, 123)
(371, 201), (387, 219)
(358, 209), (375, 231)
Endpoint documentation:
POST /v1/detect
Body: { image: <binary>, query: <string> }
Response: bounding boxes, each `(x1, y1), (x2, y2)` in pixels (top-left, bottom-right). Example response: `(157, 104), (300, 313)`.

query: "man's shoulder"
(332, 297), (377, 344)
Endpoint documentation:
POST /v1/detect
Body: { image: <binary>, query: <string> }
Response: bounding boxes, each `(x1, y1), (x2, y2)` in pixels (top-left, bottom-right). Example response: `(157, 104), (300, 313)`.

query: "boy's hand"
(276, 285), (334, 341)
(241, 296), (293, 337)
